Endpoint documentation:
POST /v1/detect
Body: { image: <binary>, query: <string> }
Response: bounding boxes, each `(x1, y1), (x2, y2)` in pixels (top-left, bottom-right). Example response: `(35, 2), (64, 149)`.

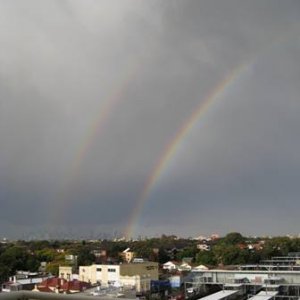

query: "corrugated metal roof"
(17, 278), (48, 285)
(248, 291), (278, 300)
(197, 290), (238, 300)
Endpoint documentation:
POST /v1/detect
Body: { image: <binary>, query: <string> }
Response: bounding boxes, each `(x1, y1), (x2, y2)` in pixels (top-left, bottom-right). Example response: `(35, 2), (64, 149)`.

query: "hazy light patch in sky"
(0, 0), (300, 239)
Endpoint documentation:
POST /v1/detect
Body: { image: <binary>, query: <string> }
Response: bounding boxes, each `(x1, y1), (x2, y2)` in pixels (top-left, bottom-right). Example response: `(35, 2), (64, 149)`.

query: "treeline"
(1, 233), (300, 283)
(196, 233), (300, 266)
(0, 240), (95, 282)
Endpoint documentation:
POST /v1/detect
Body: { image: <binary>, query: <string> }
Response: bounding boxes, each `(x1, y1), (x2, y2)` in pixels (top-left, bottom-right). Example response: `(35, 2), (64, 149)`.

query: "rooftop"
(196, 290), (238, 300)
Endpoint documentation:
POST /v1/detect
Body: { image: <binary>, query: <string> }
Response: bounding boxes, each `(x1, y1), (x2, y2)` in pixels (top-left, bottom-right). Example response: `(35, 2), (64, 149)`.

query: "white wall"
(79, 265), (120, 285)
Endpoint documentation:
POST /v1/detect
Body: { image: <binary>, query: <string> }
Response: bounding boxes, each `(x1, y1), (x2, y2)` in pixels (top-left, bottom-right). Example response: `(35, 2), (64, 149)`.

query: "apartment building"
(79, 262), (158, 292)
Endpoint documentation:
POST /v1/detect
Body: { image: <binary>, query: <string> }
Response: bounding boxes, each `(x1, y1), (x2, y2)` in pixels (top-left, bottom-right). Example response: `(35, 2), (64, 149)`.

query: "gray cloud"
(0, 0), (299, 239)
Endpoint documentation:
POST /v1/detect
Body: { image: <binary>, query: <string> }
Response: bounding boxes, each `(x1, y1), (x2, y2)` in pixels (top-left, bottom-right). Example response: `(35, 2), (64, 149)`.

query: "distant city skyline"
(0, 0), (300, 239)
(2, 229), (300, 242)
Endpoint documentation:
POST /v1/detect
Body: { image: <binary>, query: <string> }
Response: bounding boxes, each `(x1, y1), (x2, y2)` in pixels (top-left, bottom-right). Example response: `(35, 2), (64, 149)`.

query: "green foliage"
(260, 237), (291, 258)
(158, 248), (171, 264)
(222, 232), (245, 245)
(36, 248), (56, 262)
(248, 250), (261, 264)
(132, 243), (153, 259)
(0, 245), (40, 280)
(25, 256), (40, 272)
(28, 240), (51, 251)
(175, 246), (197, 261)
(0, 246), (29, 271)
(0, 262), (10, 282)
(46, 262), (60, 276)
(196, 251), (217, 265)
(1, 233), (300, 284)
(75, 247), (95, 266)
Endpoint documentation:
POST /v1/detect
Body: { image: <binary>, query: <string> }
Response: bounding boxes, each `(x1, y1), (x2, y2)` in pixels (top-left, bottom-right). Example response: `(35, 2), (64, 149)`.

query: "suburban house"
(162, 261), (179, 271)
(1, 271), (52, 292)
(91, 249), (107, 257)
(178, 263), (192, 272)
(192, 265), (209, 272)
(59, 266), (79, 281)
(197, 244), (211, 251)
(120, 248), (135, 263)
(33, 277), (90, 294)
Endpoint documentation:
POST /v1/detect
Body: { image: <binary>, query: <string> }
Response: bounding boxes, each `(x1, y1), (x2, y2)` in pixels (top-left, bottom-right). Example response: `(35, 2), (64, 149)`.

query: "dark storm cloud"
(0, 0), (299, 238)
(140, 36), (300, 237)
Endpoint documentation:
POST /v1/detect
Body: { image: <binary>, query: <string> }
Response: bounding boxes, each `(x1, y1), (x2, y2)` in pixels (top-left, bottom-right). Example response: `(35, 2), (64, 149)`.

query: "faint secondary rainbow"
(70, 64), (140, 177)
(49, 62), (140, 226)
(125, 62), (251, 239)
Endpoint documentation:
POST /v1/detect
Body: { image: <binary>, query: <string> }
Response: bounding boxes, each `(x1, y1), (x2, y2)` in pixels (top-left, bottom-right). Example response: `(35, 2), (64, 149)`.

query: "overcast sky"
(0, 0), (300, 239)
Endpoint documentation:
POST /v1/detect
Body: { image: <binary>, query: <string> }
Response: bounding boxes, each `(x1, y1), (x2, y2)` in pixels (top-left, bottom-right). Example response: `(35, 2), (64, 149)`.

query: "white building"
(79, 264), (120, 285)
(1, 271), (52, 292)
(79, 262), (158, 292)
(162, 261), (179, 271)
(197, 244), (211, 251)
(178, 263), (192, 272)
(121, 248), (135, 263)
(59, 266), (79, 281)
(192, 265), (209, 272)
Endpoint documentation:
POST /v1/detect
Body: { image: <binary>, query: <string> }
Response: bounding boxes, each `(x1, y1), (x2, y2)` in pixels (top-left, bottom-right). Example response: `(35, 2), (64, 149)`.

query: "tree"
(76, 248), (95, 266)
(0, 246), (29, 272)
(212, 243), (250, 265)
(0, 263), (10, 282)
(223, 232), (245, 245)
(158, 248), (171, 264)
(28, 240), (50, 251)
(46, 262), (60, 276)
(25, 256), (40, 272)
(36, 248), (56, 262)
(261, 237), (291, 259)
(196, 251), (217, 265)
(176, 246), (197, 261)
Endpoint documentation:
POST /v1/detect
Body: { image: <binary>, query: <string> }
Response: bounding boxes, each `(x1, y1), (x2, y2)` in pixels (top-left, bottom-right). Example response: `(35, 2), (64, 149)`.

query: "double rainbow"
(124, 62), (251, 239)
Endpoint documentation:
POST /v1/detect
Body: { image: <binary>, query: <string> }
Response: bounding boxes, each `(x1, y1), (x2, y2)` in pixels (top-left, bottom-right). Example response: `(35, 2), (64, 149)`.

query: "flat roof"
(240, 264), (300, 268)
(262, 259), (298, 261)
(16, 277), (49, 285)
(200, 269), (300, 274)
(197, 290), (238, 300)
(248, 291), (278, 300)
(224, 284), (243, 287)
(265, 277), (283, 281)
(262, 284), (280, 288)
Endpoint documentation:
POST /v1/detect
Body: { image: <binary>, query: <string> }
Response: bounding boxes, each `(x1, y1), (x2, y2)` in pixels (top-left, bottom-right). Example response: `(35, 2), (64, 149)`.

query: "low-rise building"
(79, 262), (158, 292)
(1, 271), (52, 292)
(59, 266), (78, 281)
(163, 261), (179, 271)
(91, 249), (107, 258)
(192, 264), (209, 272)
(178, 263), (192, 272)
(79, 264), (120, 285)
(38, 262), (47, 273)
(65, 255), (78, 268)
(197, 244), (211, 251)
(121, 248), (135, 263)
(33, 277), (90, 294)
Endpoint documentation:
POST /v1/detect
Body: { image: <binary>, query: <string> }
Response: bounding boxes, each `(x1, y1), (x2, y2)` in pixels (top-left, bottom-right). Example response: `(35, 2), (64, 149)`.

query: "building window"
(97, 268), (102, 272)
(108, 268), (116, 272)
